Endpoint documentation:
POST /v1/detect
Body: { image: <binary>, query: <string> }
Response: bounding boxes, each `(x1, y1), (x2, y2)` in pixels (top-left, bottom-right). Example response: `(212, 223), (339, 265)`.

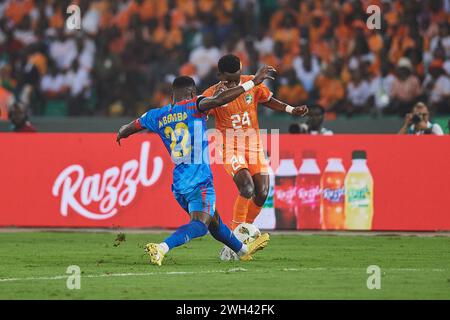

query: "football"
(220, 223), (262, 261)
(234, 223), (262, 244)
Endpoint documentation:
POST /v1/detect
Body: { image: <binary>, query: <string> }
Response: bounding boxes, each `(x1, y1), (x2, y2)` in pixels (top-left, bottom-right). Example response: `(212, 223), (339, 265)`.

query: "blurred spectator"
(422, 59), (450, 114)
(430, 23), (450, 57)
(66, 60), (92, 116)
(189, 32), (220, 80)
(49, 30), (77, 71)
(369, 62), (395, 115)
(276, 69), (308, 107)
(314, 62), (345, 112)
(12, 15), (36, 46)
(298, 104), (333, 135)
(293, 45), (321, 94)
(9, 100), (36, 132)
(398, 102), (444, 135)
(94, 40), (123, 115)
(254, 29), (274, 57)
(40, 62), (67, 99)
(387, 58), (422, 116)
(76, 37), (96, 72)
(0, 85), (13, 121)
(345, 68), (371, 117)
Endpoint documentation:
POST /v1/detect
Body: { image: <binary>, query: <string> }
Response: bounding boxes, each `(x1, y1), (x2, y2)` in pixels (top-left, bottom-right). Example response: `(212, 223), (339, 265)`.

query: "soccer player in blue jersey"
(116, 65), (276, 266)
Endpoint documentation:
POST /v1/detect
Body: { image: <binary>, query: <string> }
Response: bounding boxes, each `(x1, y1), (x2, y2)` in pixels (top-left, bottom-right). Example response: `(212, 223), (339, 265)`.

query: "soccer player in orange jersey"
(203, 54), (308, 230)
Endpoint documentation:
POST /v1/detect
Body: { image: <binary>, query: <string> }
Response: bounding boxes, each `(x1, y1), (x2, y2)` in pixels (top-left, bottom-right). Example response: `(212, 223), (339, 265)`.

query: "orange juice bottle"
(321, 158), (346, 230)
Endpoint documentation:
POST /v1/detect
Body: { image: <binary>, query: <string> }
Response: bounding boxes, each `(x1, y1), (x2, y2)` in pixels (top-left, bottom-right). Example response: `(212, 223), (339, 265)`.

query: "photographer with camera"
(290, 104), (333, 135)
(398, 102), (443, 135)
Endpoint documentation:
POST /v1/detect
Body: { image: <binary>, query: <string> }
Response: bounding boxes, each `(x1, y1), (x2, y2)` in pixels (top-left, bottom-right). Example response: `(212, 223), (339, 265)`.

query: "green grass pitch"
(0, 232), (449, 299)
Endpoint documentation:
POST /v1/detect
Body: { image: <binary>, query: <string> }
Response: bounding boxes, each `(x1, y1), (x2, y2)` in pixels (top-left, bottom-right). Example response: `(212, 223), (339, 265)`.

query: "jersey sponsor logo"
(52, 142), (163, 220)
(245, 94), (253, 105)
(158, 112), (188, 128)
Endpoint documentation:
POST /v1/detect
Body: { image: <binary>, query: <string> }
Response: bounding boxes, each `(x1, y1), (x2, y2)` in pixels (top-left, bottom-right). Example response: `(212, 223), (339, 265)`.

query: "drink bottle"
(321, 158), (346, 230)
(296, 151), (321, 230)
(345, 150), (374, 230)
(274, 158), (297, 229)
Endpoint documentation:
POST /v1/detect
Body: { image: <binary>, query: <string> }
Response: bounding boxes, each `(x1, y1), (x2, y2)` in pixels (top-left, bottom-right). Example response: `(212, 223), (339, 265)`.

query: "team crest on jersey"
(245, 94), (253, 104)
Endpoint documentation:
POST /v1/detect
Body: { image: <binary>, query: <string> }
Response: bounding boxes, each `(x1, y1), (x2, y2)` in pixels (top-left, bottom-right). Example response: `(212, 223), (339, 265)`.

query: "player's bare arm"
(116, 120), (144, 146)
(263, 97), (309, 117)
(198, 65), (276, 112)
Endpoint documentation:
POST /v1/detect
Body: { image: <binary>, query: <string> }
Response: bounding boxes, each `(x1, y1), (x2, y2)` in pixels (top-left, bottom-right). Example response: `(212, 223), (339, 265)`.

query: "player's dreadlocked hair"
(172, 76), (196, 90)
(218, 54), (241, 74)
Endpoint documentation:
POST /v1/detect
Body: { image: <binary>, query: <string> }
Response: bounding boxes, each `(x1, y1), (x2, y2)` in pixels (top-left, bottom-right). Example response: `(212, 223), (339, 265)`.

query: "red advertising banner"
(0, 133), (449, 231)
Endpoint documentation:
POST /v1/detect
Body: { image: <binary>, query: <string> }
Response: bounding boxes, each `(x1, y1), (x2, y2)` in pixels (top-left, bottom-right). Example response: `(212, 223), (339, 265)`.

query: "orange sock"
(231, 196), (249, 230)
(246, 199), (263, 224)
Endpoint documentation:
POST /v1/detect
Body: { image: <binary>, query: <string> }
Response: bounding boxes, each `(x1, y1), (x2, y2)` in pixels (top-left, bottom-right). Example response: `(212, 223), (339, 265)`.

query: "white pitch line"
(0, 267), (447, 283)
(0, 268), (250, 283)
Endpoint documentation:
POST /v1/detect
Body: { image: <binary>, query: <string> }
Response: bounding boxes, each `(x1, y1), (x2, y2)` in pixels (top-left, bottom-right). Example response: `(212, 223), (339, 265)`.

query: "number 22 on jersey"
(164, 122), (191, 158)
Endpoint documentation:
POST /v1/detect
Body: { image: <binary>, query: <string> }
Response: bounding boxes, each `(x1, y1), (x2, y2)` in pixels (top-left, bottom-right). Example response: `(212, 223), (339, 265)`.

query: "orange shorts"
(221, 148), (269, 177)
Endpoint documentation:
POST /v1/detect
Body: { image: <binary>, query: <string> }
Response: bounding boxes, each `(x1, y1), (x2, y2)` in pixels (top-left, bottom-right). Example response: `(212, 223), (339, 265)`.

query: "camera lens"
(412, 114), (422, 124)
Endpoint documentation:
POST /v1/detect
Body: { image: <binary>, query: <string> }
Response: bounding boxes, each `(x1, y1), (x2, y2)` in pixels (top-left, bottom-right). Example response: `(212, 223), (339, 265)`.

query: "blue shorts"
(173, 181), (216, 217)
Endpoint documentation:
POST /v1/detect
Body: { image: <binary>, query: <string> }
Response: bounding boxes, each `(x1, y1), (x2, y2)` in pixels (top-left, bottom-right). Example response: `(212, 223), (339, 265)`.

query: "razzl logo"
(298, 186), (321, 204)
(52, 142), (163, 220)
(275, 187), (296, 205)
(323, 188), (345, 202)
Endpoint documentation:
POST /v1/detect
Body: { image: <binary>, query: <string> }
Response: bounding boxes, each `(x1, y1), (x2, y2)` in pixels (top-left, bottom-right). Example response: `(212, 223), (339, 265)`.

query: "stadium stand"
(0, 0), (449, 132)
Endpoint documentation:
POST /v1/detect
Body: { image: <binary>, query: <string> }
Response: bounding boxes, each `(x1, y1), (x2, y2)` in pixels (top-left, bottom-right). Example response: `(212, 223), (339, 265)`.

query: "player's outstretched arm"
(263, 97), (309, 117)
(198, 65), (276, 112)
(116, 120), (144, 146)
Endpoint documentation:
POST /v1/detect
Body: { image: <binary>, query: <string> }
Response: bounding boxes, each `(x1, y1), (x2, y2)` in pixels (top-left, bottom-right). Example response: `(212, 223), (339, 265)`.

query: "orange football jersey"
(203, 75), (273, 176)
(202, 75), (273, 134)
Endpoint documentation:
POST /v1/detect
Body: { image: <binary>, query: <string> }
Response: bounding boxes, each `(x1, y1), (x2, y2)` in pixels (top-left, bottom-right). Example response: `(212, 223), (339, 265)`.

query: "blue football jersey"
(138, 96), (213, 194)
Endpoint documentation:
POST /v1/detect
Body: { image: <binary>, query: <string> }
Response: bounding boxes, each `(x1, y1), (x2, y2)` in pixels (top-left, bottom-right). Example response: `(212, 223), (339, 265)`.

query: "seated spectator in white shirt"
(369, 62), (395, 115)
(430, 23), (450, 58)
(75, 37), (96, 71)
(254, 31), (274, 56)
(387, 57), (422, 116)
(81, 2), (101, 36)
(423, 59), (450, 114)
(49, 30), (77, 71)
(13, 15), (37, 46)
(40, 63), (68, 99)
(189, 32), (221, 80)
(346, 68), (371, 117)
(293, 47), (321, 93)
(65, 60), (92, 116)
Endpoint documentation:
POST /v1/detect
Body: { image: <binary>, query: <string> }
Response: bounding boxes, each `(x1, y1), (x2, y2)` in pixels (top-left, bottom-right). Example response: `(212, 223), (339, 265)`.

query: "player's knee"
(254, 187), (269, 206)
(239, 183), (255, 199)
(209, 212), (221, 230)
(191, 220), (209, 237)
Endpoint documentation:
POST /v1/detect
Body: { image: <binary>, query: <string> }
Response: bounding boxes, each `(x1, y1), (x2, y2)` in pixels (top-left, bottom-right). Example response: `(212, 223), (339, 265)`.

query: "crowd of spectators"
(0, 0), (450, 120)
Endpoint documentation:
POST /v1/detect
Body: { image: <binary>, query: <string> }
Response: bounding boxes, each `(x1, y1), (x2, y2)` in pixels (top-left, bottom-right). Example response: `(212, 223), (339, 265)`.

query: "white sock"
(159, 242), (170, 254)
(237, 244), (248, 257)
